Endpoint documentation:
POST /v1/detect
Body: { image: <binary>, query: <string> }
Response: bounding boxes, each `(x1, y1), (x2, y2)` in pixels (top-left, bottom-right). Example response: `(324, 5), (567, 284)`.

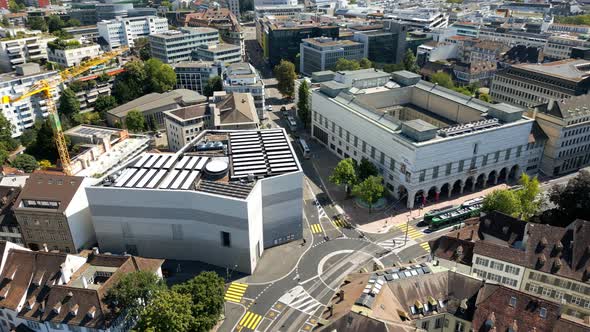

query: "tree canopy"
(359, 58), (373, 69)
(112, 60), (176, 104)
(297, 80), (311, 128)
(11, 154), (38, 172)
(27, 17), (47, 32)
(403, 49), (419, 73)
(134, 290), (194, 332)
(334, 58), (360, 71)
(555, 15), (590, 25)
(94, 95), (118, 116)
(357, 157), (379, 181)
(0, 112), (18, 151)
(329, 158), (357, 194)
(549, 170), (590, 222)
(352, 175), (384, 212)
(125, 110), (145, 133)
(145, 58), (176, 93)
(58, 88), (81, 118)
(105, 270), (166, 317)
(274, 60), (296, 98)
(203, 76), (223, 97)
(483, 189), (521, 217)
(482, 173), (541, 220)
(430, 72), (455, 89)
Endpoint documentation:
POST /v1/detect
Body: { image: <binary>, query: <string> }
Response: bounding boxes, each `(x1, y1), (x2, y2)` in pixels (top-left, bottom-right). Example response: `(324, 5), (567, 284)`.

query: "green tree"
(58, 88), (81, 119)
(334, 58), (361, 71)
(0, 144), (9, 165)
(549, 169), (590, 221)
(97, 72), (111, 83)
(452, 86), (472, 96)
(47, 15), (64, 33)
(67, 18), (81, 27)
(479, 92), (492, 102)
(38, 159), (53, 169)
(357, 157), (378, 181)
(516, 173), (541, 220)
(555, 14), (590, 25)
(112, 61), (146, 103)
(430, 72), (454, 89)
(8, 0), (25, 12)
(145, 58), (176, 93)
(171, 272), (225, 332)
(135, 290), (194, 332)
(329, 158), (357, 196)
(274, 60), (296, 98)
(403, 49), (419, 73)
(382, 63), (405, 73)
(11, 154), (38, 172)
(105, 270), (166, 317)
(72, 112), (102, 125)
(0, 113), (18, 151)
(94, 95), (118, 116)
(1, 17), (10, 27)
(25, 119), (60, 162)
(202, 76), (223, 97)
(297, 80), (311, 128)
(482, 189), (520, 217)
(125, 110), (145, 132)
(352, 175), (384, 213)
(359, 58), (373, 69)
(27, 17), (47, 32)
(147, 115), (157, 132)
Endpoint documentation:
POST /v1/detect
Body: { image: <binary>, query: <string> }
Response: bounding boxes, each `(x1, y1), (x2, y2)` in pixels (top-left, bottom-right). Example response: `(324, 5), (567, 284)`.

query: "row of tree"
(105, 270), (225, 332)
(429, 72), (492, 102)
(330, 158), (385, 211)
(333, 58), (373, 72)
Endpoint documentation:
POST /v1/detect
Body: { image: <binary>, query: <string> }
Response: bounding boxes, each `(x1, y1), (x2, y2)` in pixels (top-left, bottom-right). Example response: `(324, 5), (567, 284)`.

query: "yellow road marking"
(420, 242), (431, 251)
(239, 311), (262, 330)
(225, 282), (248, 303)
(397, 225), (423, 239)
(332, 219), (348, 228)
(311, 224), (323, 234)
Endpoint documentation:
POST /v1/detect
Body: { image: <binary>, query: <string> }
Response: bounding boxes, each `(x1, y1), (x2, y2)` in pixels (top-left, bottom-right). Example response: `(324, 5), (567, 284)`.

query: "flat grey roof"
(403, 119), (438, 132)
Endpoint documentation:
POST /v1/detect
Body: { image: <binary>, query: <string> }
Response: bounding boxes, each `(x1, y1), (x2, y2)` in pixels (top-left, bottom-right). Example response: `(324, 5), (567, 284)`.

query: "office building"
(490, 59), (590, 108)
(299, 37), (365, 76)
(256, 17), (339, 67)
(193, 43), (242, 64)
(255, 0), (297, 6)
(0, 245), (162, 332)
(352, 21), (407, 65)
(97, 16), (169, 50)
(223, 62), (266, 119)
(14, 173), (95, 253)
(164, 91), (259, 151)
(0, 186), (24, 245)
(47, 42), (102, 67)
(86, 128), (303, 274)
(0, 63), (60, 137)
(385, 8), (449, 31)
(311, 69), (541, 208)
(544, 34), (590, 61)
(70, 2), (157, 25)
(174, 61), (222, 95)
(185, 7), (244, 57)
(63, 25), (100, 41)
(478, 28), (549, 48)
(254, 4), (304, 17)
(0, 34), (55, 72)
(228, 0), (240, 17)
(149, 27), (219, 64)
(107, 89), (208, 128)
(530, 95), (590, 176)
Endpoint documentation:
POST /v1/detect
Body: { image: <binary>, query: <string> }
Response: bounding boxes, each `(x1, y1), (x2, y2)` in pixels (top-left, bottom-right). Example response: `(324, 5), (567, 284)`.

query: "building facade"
(223, 62), (265, 119)
(14, 173), (95, 253)
(86, 128), (303, 274)
(193, 43), (242, 64)
(490, 59), (590, 109)
(47, 43), (102, 67)
(352, 21), (407, 65)
(0, 186), (23, 245)
(97, 15), (169, 50)
(0, 34), (55, 72)
(184, 7), (244, 57)
(0, 63), (60, 137)
(529, 95), (590, 176)
(149, 27), (219, 64)
(311, 69), (539, 208)
(174, 61), (222, 95)
(299, 37), (365, 76)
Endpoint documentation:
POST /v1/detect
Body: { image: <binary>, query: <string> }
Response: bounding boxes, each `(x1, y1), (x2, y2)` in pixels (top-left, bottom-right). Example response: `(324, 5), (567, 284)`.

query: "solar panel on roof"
(262, 138), (285, 143)
(137, 169), (157, 188)
(163, 155), (176, 168)
(229, 131), (258, 136)
(269, 158), (294, 164)
(125, 168), (147, 187)
(270, 162), (296, 168)
(234, 169), (267, 176)
(134, 154), (151, 168)
(233, 156), (265, 163)
(154, 155), (171, 168)
(231, 148), (261, 153)
(185, 156), (200, 170)
(195, 157), (209, 170)
(267, 154), (293, 159)
(233, 164), (267, 171)
(144, 155), (161, 168)
(170, 170), (190, 189)
(159, 170), (179, 189)
(114, 168), (136, 187)
(147, 169), (167, 188)
(181, 171), (199, 190)
(265, 146), (290, 151)
(230, 152), (263, 158)
(270, 166), (299, 173)
(175, 156), (191, 169)
(233, 160), (266, 167)
(231, 140), (261, 146)
(264, 143), (289, 148)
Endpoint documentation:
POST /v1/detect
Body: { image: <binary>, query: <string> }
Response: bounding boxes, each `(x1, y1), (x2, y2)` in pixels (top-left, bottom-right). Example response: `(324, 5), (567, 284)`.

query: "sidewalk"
(310, 144), (508, 234)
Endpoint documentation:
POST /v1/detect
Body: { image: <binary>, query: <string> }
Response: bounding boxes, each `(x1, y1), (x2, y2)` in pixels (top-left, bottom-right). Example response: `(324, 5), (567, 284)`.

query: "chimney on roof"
(82, 276), (88, 289)
(53, 302), (61, 314)
(92, 247), (99, 256)
(42, 243), (48, 252)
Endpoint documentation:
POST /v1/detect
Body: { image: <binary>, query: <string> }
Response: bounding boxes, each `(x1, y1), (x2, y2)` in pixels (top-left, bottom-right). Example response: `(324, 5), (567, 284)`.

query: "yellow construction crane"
(1, 48), (128, 175)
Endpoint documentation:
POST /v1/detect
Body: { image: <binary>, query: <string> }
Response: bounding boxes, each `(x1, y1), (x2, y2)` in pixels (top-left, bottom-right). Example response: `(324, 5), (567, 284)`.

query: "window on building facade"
(458, 160), (464, 172)
(221, 231), (231, 247)
(495, 151), (500, 162)
(490, 261), (504, 271)
(422, 321), (430, 330)
(446, 163), (452, 175)
(482, 155), (488, 166)
(475, 257), (489, 267)
(505, 148), (511, 160)
(539, 308), (547, 319)
(455, 321), (464, 332)
(435, 317), (443, 329)
(419, 170), (426, 182)
(509, 296), (517, 307)
(433, 166), (439, 179)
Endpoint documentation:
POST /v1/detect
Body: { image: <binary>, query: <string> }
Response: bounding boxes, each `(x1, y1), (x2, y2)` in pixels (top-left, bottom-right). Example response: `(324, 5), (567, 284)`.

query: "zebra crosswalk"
(396, 224), (423, 240)
(420, 242), (431, 252)
(310, 224), (323, 234)
(238, 311), (263, 331)
(378, 239), (396, 250)
(279, 285), (324, 316)
(332, 218), (349, 228)
(225, 282), (248, 303)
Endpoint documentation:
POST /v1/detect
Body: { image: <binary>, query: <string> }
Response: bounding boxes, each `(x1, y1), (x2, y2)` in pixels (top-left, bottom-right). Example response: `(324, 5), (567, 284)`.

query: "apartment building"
(478, 28), (548, 48)
(97, 16), (168, 50)
(47, 42), (102, 67)
(174, 61), (222, 95)
(14, 173), (95, 253)
(86, 128), (303, 274)
(223, 62), (265, 119)
(529, 95), (590, 176)
(0, 63), (60, 137)
(385, 8), (449, 31)
(165, 91), (259, 151)
(544, 34), (590, 61)
(193, 43), (242, 64)
(0, 186), (23, 245)
(0, 34), (55, 72)
(311, 69), (540, 208)
(149, 27), (219, 64)
(0, 245), (162, 332)
(184, 7), (244, 57)
(299, 37), (366, 76)
(490, 59), (590, 108)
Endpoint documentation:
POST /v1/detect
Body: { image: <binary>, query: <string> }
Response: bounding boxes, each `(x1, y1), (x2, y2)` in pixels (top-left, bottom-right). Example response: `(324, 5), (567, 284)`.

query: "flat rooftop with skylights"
(85, 128), (303, 274)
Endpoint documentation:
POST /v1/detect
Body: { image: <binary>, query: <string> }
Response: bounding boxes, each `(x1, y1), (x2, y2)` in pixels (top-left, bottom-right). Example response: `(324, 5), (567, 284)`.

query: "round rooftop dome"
(205, 159), (229, 175)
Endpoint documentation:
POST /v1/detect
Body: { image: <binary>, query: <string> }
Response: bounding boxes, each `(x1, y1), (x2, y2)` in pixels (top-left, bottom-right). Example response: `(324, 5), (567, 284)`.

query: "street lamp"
(404, 209), (412, 246)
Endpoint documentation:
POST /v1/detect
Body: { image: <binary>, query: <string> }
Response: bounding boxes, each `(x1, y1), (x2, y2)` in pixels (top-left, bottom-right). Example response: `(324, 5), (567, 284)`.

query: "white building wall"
(64, 179), (96, 251)
(98, 16), (168, 50)
(471, 253), (525, 290)
(47, 44), (102, 67)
